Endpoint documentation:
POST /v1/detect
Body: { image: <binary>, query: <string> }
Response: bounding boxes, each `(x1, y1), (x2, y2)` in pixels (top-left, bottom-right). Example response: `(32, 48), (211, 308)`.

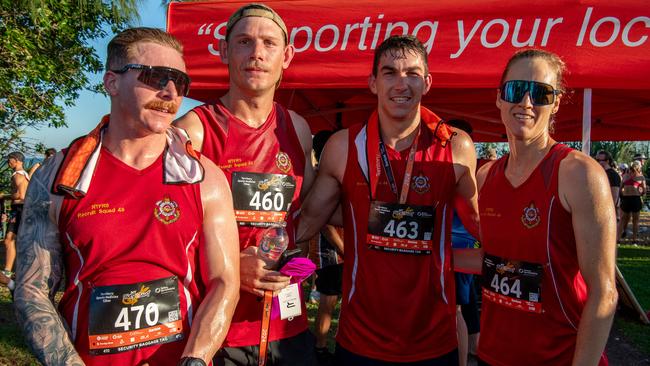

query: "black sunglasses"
(111, 64), (191, 97)
(500, 80), (561, 106)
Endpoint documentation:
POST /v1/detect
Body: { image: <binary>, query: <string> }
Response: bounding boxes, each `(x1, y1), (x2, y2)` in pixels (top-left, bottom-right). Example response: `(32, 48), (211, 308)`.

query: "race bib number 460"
(88, 276), (183, 355)
(367, 201), (434, 255)
(482, 254), (544, 313)
(231, 172), (296, 227)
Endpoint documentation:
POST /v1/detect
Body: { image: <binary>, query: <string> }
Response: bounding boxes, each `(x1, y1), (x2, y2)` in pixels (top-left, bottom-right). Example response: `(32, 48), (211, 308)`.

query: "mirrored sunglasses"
(111, 64), (191, 97)
(500, 80), (560, 106)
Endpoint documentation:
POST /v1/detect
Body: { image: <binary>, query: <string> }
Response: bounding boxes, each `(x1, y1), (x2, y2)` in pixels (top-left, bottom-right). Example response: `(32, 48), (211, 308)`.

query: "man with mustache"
(14, 27), (240, 366)
(175, 3), (315, 366)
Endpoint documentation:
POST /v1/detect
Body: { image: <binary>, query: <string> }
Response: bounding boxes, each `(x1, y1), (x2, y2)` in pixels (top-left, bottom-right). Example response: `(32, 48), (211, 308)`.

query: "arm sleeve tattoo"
(13, 158), (85, 366)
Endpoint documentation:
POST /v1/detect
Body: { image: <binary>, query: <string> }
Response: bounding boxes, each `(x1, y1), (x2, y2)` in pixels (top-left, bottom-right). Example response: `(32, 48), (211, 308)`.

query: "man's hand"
(240, 246), (291, 297)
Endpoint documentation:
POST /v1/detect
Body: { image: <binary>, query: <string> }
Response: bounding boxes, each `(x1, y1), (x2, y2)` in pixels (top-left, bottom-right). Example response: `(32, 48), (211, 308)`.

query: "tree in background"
(0, 0), (140, 155)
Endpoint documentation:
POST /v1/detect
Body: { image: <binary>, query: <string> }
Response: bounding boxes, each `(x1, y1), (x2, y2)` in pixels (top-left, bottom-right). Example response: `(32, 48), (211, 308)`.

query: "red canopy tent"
(167, 0), (650, 144)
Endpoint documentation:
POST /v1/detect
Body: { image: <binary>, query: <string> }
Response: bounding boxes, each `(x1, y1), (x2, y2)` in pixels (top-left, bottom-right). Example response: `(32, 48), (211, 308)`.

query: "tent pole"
(582, 88), (592, 154)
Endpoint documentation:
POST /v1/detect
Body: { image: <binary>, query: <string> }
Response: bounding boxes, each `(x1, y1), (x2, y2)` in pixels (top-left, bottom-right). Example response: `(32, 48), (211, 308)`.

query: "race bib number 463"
(231, 172), (296, 227)
(367, 201), (434, 255)
(482, 254), (544, 313)
(88, 276), (183, 355)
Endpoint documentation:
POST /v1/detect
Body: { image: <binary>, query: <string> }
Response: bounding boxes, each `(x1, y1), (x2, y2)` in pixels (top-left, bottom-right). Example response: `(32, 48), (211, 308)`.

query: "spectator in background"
(596, 150), (621, 219)
(447, 119), (481, 366)
(27, 148), (56, 178)
(484, 147), (497, 161)
(309, 130), (344, 366)
(0, 151), (30, 287)
(619, 160), (646, 243)
(633, 153), (649, 180)
(633, 153), (647, 166)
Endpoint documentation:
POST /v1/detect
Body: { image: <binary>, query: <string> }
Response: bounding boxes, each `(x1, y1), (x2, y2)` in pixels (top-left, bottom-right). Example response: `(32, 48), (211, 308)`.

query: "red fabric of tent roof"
(167, 0), (650, 142)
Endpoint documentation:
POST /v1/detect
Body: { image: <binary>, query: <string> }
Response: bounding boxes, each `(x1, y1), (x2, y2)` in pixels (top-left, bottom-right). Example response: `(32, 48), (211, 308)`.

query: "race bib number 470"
(88, 276), (183, 355)
(367, 201), (434, 255)
(231, 172), (296, 227)
(482, 254), (544, 313)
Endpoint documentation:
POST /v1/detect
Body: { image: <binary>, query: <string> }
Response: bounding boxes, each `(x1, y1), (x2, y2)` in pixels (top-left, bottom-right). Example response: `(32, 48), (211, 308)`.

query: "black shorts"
(621, 196), (643, 213)
(335, 344), (459, 366)
(216, 330), (315, 366)
(454, 272), (473, 305)
(315, 264), (343, 296)
(6, 205), (23, 234)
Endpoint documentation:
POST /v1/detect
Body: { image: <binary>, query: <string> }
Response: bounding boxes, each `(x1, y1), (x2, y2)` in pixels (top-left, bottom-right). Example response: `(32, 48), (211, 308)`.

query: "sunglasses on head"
(500, 80), (561, 106)
(111, 64), (191, 97)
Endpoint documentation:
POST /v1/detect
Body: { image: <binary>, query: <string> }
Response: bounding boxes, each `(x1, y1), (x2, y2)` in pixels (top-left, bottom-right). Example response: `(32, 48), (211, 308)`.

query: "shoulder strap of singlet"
(484, 154), (508, 186)
(540, 143), (573, 193)
(276, 103), (306, 174)
(12, 170), (30, 181)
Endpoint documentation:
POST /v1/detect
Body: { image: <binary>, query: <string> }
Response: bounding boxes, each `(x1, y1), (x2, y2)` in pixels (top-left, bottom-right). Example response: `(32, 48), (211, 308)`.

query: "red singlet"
(478, 144), (607, 366)
(192, 101), (307, 347)
(337, 122), (457, 362)
(58, 148), (203, 365)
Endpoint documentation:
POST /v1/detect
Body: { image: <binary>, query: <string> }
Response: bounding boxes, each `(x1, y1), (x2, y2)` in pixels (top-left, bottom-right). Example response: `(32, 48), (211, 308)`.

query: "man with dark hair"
(0, 151), (29, 286)
(13, 27), (240, 366)
(175, 3), (315, 366)
(595, 150), (621, 214)
(297, 35), (479, 365)
(28, 148), (58, 178)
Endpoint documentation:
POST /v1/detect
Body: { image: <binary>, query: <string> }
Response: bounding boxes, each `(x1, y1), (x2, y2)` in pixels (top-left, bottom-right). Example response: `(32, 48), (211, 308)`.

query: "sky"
(23, 0), (202, 152)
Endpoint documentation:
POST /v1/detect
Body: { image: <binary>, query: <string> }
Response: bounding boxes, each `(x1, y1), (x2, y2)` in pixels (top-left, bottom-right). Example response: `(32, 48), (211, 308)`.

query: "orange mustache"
(145, 100), (179, 114)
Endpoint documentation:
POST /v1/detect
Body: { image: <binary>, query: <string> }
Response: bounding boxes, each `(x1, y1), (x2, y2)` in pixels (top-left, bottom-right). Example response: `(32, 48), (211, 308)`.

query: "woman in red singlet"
(619, 160), (646, 242)
(475, 50), (618, 366)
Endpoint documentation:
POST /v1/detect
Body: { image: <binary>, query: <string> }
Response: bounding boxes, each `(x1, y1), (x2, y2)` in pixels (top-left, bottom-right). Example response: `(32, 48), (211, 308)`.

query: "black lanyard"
(377, 127), (420, 204)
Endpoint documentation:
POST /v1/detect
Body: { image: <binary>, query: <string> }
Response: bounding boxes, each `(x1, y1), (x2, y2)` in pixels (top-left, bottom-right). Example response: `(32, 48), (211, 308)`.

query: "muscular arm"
(559, 153), (618, 366)
(13, 156), (84, 366)
(296, 130), (347, 243)
(449, 129), (482, 273)
(28, 163), (41, 179)
(450, 128), (479, 238)
(174, 110), (205, 152)
(181, 157), (240, 363)
(12, 173), (29, 203)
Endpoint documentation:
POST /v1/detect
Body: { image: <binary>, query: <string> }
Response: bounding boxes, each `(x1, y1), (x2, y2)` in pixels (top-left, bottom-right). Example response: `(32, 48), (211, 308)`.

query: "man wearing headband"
(296, 35), (480, 365)
(14, 27), (240, 366)
(175, 3), (315, 366)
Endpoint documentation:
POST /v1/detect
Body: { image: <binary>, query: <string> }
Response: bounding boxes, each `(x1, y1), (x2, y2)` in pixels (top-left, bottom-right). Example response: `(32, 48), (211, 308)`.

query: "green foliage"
(590, 141), (635, 163)
(0, 0), (140, 152)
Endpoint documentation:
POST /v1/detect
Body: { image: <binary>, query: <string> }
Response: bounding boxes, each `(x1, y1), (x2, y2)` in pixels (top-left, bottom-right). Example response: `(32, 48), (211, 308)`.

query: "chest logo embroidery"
(521, 201), (541, 229)
(275, 151), (292, 173)
(411, 172), (430, 194)
(154, 196), (181, 224)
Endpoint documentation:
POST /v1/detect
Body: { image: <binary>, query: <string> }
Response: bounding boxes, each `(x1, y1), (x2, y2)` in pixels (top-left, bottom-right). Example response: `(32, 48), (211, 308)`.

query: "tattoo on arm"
(13, 160), (84, 366)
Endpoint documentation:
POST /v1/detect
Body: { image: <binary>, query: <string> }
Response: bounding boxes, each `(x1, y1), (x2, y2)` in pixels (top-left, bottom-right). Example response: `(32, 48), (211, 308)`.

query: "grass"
(0, 288), (37, 366)
(615, 245), (650, 355)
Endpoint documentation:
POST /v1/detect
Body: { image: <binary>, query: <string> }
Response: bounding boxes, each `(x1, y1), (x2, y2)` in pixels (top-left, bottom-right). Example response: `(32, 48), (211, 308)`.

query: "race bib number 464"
(231, 172), (296, 227)
(482, 254), (544, 313)
(367, 201), (434, 255)
(88, 276), (183, 355)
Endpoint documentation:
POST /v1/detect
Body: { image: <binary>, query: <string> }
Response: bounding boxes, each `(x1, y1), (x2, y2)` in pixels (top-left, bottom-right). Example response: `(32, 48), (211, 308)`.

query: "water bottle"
(257, 222), (289, 268)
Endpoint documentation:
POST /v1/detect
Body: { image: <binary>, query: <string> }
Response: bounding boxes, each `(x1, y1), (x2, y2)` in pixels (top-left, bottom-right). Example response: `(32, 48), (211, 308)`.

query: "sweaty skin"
(476, 56), (617, 366)
(174, 16), (315, 298)
(14, 40), (240, 365)
(296, 51), (479, 260)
